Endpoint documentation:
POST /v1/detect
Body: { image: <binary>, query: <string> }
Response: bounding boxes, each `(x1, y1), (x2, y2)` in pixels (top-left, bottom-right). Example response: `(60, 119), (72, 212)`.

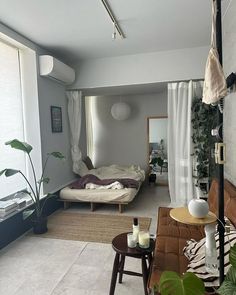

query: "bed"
(59, 157), (145, 213)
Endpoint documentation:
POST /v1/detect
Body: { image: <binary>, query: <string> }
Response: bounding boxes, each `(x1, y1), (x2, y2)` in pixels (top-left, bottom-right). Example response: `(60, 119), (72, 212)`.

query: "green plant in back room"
(0, 139), (64, 234)
(150, 157), (164, 174)
(191, 97), (217, 194)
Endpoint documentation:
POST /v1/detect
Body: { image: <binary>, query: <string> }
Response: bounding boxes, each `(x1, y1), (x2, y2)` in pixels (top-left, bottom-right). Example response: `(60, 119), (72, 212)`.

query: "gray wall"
(0, 23), (82, 193)
(36, 77), (75, 193)
(91, 91), (167, 172)
(223, 1), (236, 186)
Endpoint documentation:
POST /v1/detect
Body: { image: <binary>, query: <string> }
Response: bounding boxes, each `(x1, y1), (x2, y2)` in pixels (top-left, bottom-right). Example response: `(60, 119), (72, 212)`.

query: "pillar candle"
(138, 231), (150, 248)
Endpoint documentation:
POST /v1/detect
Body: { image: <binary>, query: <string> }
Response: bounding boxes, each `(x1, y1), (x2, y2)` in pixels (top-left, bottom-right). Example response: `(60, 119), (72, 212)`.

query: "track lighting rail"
(101, 0), (125, 39)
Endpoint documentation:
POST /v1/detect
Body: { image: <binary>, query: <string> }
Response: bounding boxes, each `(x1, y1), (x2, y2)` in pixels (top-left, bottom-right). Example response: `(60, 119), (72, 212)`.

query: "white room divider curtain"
(66, 90), (82, 174)
(168, 81), (203, 206)
(85, 96), (94, 163)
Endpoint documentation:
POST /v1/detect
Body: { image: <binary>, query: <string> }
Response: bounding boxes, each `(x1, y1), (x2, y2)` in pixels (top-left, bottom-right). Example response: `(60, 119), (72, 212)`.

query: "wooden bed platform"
(59, 198), (128, 213)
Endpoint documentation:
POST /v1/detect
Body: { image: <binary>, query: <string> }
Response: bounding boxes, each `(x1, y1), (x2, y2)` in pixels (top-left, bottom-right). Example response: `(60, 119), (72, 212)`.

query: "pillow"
(183, 230), (236, 287)
(82, 156), (95, 170)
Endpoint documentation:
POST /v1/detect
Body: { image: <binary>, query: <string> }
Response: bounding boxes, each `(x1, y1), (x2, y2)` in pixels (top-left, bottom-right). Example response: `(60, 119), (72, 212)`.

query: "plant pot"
(32, 216), (48, 234)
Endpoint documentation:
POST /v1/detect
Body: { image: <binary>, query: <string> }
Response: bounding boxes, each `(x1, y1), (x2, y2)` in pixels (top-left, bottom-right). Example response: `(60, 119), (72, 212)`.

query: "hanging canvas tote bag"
(202, 0), (227, 104)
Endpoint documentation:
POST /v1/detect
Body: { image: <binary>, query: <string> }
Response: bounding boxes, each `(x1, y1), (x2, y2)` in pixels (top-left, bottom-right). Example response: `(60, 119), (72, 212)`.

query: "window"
(0, 37), (42, 200)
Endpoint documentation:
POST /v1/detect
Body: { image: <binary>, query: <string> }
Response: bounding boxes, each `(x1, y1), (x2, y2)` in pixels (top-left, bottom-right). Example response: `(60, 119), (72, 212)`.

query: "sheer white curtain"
(168, 81), (203, 206)
(85, 96), (94, 163)
(66, 90), (82, 174)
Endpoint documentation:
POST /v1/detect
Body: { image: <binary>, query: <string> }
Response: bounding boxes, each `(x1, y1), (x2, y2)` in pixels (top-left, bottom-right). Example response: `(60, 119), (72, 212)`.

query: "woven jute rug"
(35, 211), (151, 244)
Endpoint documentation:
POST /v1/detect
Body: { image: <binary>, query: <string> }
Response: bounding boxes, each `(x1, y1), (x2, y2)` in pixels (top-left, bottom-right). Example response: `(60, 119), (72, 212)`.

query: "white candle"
(138, 231), (150, 248)
(127, 233), (136, 248)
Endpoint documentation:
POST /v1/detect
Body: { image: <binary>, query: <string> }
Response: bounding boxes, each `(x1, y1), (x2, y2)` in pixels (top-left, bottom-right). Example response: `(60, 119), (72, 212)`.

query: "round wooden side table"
(109, 232), (155, 295)
(170, 207), (217, 226)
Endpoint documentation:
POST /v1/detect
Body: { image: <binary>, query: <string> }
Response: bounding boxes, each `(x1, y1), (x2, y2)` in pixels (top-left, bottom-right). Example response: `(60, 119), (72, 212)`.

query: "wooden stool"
(109, 232), (155, 295)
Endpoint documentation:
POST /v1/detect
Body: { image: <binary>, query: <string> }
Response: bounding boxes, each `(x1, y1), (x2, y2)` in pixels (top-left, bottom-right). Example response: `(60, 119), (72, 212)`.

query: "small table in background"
(109, 232), (155, 295)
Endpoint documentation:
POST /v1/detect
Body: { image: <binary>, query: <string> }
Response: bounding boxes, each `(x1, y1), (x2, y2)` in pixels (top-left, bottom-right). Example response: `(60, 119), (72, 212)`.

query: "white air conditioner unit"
(39, 55), (75, 85)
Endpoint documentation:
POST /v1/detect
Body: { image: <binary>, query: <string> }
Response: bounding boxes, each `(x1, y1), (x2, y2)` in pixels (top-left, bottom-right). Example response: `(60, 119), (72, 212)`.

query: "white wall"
(71, 46), (208, 90)
(223, 1), (236, 186)
(0, 23), (80, 193)
(149, 118), (167, 144)
(90, 91), (167, 172)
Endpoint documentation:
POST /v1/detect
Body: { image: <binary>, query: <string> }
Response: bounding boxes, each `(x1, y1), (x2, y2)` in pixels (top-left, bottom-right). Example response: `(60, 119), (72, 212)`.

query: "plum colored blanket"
(70, 174), (139, 189)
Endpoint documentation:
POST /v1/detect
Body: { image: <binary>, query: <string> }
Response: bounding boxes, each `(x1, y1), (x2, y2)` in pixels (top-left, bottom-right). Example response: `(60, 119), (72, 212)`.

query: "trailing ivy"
(191, 97), (217, 188)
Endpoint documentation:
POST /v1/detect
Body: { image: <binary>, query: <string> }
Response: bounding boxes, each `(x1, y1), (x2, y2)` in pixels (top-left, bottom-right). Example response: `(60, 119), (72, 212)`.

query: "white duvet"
(60, 164), (145, 203)
(81, 164), (145, 182)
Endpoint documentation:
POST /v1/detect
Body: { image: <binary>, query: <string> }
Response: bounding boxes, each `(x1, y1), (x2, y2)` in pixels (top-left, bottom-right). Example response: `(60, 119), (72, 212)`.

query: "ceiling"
(0, 0), (231, 65)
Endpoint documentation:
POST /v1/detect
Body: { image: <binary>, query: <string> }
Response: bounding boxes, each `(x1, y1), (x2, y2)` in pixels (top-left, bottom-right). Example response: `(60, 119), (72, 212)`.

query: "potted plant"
(218, 243), (236, 294)
(0, 139), (64, 234)
(154, 271), (205, 295)
(150, 157), (164, 174)
(191, 97), (217, 194)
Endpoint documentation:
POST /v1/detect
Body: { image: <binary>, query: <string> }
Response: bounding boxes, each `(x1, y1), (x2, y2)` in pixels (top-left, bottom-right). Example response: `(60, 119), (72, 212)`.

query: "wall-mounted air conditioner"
(39, 55), (75, 85)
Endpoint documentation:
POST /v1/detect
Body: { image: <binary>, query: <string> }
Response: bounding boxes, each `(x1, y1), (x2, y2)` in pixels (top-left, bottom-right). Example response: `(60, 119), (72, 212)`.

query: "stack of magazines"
(0, 200), (18, 218)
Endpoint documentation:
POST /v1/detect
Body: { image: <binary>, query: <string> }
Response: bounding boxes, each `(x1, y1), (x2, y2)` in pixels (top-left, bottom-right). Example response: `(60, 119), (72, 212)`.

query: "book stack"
(20, 197), (33, 206)
(13, 198), (27, 209)
(0, 200), (18, 218)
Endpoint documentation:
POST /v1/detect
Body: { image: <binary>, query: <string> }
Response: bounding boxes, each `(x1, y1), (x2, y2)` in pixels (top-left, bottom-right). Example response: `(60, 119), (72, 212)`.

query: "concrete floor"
(0, 184), (170, 295)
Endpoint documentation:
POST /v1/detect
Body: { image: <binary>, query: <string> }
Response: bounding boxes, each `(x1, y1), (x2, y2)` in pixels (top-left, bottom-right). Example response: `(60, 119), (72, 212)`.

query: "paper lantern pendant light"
(111, 102), (131, 120)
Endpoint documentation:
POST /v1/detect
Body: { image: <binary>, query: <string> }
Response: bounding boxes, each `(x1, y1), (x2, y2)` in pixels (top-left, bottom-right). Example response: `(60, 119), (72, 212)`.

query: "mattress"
(60, 186), (138, 204)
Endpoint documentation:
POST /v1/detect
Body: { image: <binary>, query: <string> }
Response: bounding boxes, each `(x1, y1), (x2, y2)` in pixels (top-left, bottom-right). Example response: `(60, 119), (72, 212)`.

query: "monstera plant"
(218, 243), (236, 294)
(154, 271), (205, 295)
(0, 139), (64, 234)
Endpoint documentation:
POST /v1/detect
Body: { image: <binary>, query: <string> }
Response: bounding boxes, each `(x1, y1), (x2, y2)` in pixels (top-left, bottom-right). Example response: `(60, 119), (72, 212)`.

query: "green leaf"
(48, 151), (65, 159)
(159, 271), (205, 295)
(5, 139), (32, 154)
(23, 209), (35, 220)
(0, 169), (20, 177)
(182, 272), (205, 295)
(0, 169), (7, 176)
(157, 157), (164, 167)
(230, 244), (236, 268)
(225, 266), (236, 284)
(218, 280), (236, 295)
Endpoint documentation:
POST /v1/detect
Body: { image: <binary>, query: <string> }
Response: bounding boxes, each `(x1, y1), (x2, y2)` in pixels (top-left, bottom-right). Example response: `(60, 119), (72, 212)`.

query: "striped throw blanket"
(183, 231), (236, 287)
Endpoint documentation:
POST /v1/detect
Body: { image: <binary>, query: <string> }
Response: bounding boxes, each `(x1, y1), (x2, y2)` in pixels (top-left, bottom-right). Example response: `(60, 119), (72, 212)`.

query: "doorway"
(147, 116), (168, 185)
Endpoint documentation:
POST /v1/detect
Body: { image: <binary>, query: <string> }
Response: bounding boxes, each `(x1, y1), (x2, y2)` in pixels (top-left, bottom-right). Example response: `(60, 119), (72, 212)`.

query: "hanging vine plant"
(191, 97), (217, 191)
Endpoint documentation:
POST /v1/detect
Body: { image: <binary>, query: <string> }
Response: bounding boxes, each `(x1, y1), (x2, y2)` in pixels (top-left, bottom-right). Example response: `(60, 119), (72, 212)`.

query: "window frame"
(0, 34), (42, 201)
